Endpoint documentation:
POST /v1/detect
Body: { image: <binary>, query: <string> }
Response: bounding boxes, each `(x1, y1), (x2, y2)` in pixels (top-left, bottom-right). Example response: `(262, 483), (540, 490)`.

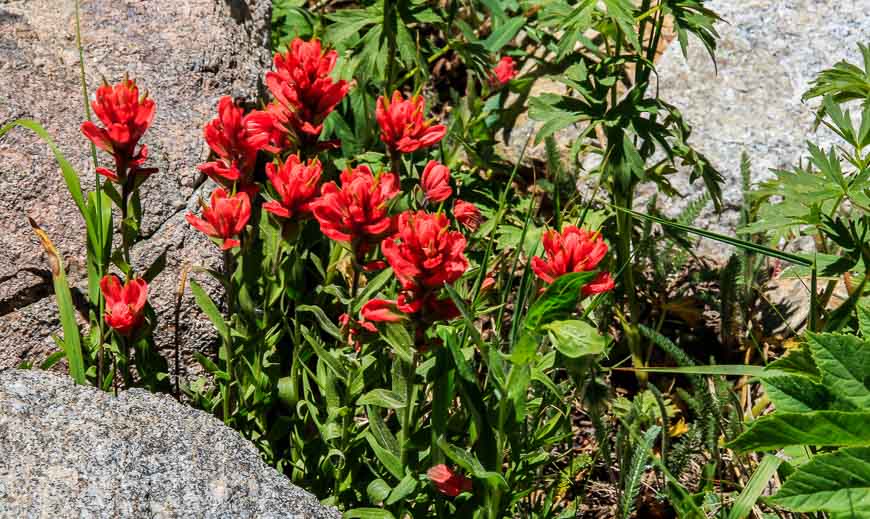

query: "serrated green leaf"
(728, 411), (870, 451)
(806, 333), (870, 408)
(771, 447), (870, 515)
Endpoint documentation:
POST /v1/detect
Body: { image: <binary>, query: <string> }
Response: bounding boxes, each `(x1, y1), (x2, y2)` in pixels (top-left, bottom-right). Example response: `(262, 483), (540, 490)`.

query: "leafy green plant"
(729, 331), (870, 517)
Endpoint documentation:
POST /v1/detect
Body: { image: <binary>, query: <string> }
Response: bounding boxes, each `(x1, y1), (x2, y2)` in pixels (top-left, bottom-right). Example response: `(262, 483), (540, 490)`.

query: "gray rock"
(0, 0), (271, 371)
(0, 368), (339, 519)
(652, 0), (870, 260)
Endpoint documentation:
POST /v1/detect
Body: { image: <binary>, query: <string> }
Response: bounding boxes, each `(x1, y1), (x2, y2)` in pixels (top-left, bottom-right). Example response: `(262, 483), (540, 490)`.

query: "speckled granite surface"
(651, 0), (870, 258)
(0, 369), (339, 519)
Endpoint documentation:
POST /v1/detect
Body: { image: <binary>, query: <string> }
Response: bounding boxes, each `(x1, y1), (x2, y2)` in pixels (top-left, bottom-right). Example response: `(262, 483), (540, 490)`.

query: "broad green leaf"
(763, 375), (852, 413)
(523, 271), (596, 331)
(544, 319), (606, 358)
(189, 279), (229, 343)
(806, 333), (870, 408)
(729, 411), (870, 451)
(728, 455), (782, 519)
(366, 479), (391, 503)
(771, 447), (870, 515)
(358, 389), (406, 409)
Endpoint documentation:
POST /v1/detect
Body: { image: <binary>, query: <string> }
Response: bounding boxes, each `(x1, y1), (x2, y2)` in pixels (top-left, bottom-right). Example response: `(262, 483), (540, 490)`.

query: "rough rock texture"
(652, 0), (870, 259)
(0, 369), (339, 519)
(0, 0), (271, 370)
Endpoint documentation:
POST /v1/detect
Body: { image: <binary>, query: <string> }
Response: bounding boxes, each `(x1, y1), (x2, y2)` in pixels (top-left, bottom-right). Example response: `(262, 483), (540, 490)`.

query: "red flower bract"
(81, 77), (157, 184)
(421, 160), (452, 203)
(376, 91), (446, 153)
(100, 275), (148, 336)
(198, 96), (260, 187)
(363, 211), (468, 330)
(490, 56), (517, 86)
(311, 165), (399, 249)
(531, 226), (614, 295)
(453, 199), (482, 231)
(263, 154), (322, 220)
(427, 464), (472, 497)
(382, 211), (468, 292)
(186, 188), (251, 250)
(582, 271), (615, 297)
(263, 38), (350, 146)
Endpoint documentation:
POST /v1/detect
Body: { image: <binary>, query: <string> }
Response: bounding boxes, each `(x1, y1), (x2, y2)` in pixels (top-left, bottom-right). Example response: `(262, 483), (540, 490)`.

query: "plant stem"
(399, 351), (417, 468)
(222, 249), (236, 424)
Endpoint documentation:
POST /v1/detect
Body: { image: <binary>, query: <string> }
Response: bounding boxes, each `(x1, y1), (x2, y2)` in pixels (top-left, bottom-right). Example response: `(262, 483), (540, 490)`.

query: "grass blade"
(728, 455), (782, 519)
(29, 218), (85, 384)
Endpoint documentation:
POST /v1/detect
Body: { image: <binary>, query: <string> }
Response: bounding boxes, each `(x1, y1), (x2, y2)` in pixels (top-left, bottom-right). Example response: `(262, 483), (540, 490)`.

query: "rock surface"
(652, 0), (870, 256)
(0, 0), (271, 370)
(0, 368), (339, 519)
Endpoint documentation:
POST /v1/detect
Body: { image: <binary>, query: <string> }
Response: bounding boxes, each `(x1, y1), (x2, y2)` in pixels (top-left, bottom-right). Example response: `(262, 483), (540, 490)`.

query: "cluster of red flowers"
(82, 36), (599, 374)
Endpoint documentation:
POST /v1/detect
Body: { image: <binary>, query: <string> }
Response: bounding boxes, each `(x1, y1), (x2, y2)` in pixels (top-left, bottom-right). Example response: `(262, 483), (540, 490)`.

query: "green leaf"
(544, 319), (606, 358)
(806, 333), (870, 408)
(189, 279), (229, 343)
(728, 411), (870, 451)
(29, 219), (85, 384)
(483, 16), (525, 52)
(358, 389), (406, 409)
(623, 364), (776, 377)
(727, 455), (782, 519)
(344, 508), (397, 519)
(770, 447), (870, 515)
(382, 323), (414, 364)
(385, 473), (417, 505)
(352, 268), (394, 314)
(523, 271), (596, 331)
(302, 328), (347, 381)
(366, 479), (391, 503)
(297, 304), (343, 340)
(763, 375), (851, 412)
(365, 433), (404, 480)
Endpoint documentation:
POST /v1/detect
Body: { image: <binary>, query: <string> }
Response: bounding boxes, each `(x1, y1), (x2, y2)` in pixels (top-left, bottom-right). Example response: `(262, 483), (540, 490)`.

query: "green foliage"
(730, 332), (870, 517)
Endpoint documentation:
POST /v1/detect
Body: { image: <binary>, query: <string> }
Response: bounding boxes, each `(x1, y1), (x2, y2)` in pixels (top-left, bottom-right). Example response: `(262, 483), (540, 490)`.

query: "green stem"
(383, 0), (398, 94)
(222, 250), (236, 424)
(399, 351), (417, 468)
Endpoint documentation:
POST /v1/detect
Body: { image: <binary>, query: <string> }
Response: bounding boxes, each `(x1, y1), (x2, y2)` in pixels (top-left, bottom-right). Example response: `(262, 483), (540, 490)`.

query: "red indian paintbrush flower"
(421, 160), (452, 203)
(100, 274), (148, 336)
(531, 226), (615, 296)
(364, 211), (468, 328)
(376, 91), (446, 153)
(81, 77), (157, 183)
(427, 464), (472, 497)
(311, 165), (400, 250)
(186, 188), (251, 250)
(453, 199), (482, 231)
(261, 37), (350, 147)
(263, 154), (322, 219)
(490, 56), (517, 87)
(198, 96), (260, 188)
